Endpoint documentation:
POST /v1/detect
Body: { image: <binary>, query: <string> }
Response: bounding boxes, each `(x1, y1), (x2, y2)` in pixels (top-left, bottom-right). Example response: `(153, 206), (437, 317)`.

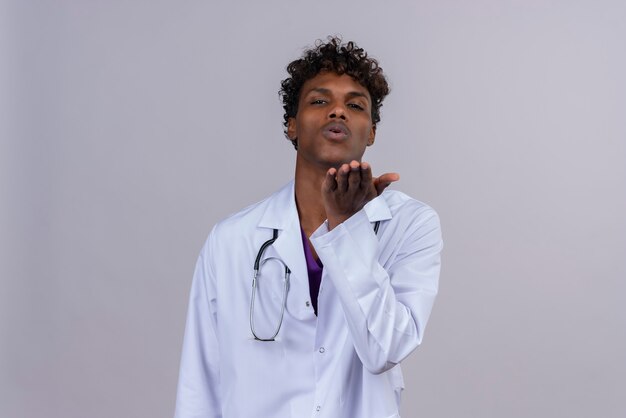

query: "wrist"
(326, 213), (350, 231)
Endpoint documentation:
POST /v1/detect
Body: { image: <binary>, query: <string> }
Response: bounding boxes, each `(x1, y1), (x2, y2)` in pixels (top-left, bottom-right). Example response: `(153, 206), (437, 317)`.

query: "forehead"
(300, 72), (370, 100)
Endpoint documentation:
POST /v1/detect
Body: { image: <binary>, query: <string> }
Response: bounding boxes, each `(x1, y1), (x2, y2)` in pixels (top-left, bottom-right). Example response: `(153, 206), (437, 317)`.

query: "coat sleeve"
(310, 202), (442, 375)
(174, 231), (221, 418)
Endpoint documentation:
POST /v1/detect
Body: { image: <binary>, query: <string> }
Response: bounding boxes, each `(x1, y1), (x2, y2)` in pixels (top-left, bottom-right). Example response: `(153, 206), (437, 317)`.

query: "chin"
(321, 150), (364, 165)
(322, 157), (359, 168)
(298, 147), (364, 169)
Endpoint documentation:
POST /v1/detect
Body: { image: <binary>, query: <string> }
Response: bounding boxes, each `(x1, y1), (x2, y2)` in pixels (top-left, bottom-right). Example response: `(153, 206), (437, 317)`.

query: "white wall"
(1, 1), (625, 417)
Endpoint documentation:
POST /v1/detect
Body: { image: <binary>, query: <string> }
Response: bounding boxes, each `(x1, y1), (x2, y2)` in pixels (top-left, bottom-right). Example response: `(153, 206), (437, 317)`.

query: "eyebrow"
(306, 87), (370, 102)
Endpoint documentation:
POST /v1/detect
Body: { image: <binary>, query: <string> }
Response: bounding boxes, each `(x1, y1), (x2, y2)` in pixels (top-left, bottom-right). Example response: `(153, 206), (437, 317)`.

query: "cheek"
(296, 115), (317, 136)
(355, 123), (374, 139)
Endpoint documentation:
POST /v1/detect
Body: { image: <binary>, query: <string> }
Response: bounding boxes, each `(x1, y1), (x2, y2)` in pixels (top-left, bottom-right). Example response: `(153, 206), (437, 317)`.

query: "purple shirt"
(301, 227), (323, 315)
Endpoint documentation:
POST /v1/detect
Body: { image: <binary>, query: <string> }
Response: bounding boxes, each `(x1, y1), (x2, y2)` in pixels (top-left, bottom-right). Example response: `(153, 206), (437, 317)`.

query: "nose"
(328, 104), (347, 120)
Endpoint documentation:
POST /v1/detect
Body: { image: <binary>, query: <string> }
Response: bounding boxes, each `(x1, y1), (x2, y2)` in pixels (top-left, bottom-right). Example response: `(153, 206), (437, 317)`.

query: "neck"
(294, 159), (329, 237)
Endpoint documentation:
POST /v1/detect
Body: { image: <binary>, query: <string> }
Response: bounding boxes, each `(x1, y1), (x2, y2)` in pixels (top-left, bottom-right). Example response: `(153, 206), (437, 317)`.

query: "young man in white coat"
(174, 37), (443, 418)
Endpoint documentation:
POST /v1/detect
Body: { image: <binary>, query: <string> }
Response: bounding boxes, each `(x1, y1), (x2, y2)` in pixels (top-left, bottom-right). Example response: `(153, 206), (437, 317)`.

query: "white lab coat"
(174, 181), (442, 418)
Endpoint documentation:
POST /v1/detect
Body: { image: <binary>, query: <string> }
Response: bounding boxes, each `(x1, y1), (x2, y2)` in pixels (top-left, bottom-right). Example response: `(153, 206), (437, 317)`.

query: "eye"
(348, 103), (365, 111)
(310, 99), (327, 105)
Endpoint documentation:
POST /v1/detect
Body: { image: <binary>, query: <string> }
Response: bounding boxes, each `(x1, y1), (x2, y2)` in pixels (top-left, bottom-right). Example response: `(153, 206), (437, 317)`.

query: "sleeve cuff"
(310, 209), (372, 246)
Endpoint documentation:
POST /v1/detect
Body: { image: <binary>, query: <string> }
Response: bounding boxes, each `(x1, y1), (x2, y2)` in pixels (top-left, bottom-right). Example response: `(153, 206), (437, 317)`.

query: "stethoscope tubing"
(250, 229), (291, 341)
(250, 221), (380, 342)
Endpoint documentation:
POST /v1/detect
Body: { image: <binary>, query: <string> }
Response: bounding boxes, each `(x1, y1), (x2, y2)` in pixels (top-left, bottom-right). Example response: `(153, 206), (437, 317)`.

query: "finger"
(360, 161), (373, 190)
(323, 168), (338, 193)
(348, 160), (361, 191)
(374, 172), (400, 195)
(337, 163), (350, 192)
(378, 172), (400, 184)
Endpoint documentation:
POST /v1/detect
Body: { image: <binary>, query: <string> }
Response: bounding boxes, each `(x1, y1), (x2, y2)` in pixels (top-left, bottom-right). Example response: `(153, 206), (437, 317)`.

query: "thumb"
(373, 172), (400, 195)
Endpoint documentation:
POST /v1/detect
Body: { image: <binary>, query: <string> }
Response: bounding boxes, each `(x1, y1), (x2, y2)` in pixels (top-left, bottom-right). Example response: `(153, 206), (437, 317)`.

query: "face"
(287, 72), (376, 170)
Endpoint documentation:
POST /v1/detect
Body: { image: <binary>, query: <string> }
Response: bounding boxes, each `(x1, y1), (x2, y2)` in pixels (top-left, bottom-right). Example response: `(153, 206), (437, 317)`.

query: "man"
(174, 37), (442, 418)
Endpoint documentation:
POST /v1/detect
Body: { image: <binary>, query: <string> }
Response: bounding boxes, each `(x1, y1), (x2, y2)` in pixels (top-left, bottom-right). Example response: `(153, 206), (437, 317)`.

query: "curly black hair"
(279, 36), (390, 149)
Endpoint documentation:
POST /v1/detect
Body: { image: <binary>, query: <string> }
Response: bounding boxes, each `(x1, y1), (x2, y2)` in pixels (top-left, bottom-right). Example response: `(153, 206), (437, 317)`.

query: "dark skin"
(287, 72), (399, 258)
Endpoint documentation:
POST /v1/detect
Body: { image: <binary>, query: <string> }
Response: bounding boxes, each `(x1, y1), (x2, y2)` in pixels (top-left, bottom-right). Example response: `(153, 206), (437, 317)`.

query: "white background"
(1, 1), (625, 417)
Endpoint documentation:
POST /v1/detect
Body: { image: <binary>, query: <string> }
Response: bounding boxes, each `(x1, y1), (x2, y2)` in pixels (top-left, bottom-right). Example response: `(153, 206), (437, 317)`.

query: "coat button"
(316, 405), (321, 411)
(319, 347), (325, 354)
(306, 301), (310, 307)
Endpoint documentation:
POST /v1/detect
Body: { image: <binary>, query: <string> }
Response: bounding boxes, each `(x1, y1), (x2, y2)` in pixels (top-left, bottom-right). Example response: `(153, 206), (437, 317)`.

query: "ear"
(367, 125), (376, 146)
(287, 117), (297, 141)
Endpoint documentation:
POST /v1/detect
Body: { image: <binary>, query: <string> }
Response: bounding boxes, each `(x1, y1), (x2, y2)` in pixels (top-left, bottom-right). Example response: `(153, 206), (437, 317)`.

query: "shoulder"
(210, 180), (294, 238)
(377, 190), (443, 257)
(381, 189), (440, 225)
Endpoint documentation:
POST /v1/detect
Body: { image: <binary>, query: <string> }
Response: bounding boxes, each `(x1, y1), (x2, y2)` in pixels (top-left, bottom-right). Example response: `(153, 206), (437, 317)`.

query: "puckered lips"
(322, 122), (350, 141)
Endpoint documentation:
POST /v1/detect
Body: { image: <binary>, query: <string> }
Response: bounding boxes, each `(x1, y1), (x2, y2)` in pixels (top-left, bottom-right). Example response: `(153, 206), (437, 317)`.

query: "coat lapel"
(257, 181), (311, 320)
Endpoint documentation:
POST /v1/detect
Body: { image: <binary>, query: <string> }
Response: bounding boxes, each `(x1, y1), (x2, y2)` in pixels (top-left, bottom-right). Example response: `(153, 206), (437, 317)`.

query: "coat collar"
(258, 181), (298, 230)
(363, 191), (393, 223)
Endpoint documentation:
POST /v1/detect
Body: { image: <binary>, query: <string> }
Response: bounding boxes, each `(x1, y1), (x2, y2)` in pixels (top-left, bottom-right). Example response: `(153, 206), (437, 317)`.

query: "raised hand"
(322, 160), (399, 230)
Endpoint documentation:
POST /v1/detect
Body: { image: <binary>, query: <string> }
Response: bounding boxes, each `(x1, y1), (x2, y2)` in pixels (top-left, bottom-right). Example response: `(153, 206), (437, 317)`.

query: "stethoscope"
(249, 220), (380, 342)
